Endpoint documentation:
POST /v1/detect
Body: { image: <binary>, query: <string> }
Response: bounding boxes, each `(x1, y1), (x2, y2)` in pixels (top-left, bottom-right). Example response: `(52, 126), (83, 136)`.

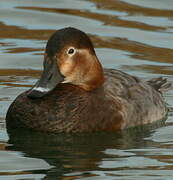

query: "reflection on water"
(6, 125), (164, 179)
(0, 0), (173, 179)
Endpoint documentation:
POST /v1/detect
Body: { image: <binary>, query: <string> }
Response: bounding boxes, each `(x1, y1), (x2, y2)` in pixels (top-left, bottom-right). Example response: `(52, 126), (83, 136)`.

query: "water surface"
(0, 0), (173, 179)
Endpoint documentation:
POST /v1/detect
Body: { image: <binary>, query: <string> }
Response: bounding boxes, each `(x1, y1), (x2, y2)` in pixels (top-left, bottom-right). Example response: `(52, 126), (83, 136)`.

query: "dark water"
(1, 0), (173, 179)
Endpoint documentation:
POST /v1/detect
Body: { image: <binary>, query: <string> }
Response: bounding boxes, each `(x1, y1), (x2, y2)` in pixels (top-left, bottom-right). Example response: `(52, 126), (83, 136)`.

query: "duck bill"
(27, 59), (64, 99)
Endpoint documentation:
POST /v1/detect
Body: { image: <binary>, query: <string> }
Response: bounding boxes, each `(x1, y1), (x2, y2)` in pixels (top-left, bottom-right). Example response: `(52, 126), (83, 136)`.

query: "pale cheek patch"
(61, 80), (69, 83)
(61, 76), (74, 84)
(32, 87), (50, 92)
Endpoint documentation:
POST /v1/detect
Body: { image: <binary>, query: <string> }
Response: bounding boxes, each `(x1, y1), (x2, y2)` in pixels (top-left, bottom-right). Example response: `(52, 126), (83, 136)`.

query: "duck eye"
(67, 48), (75, 55)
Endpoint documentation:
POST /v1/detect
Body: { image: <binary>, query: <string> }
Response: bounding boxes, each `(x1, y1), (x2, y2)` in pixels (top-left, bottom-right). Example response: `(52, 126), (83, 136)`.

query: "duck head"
(27, 27), (105, 99)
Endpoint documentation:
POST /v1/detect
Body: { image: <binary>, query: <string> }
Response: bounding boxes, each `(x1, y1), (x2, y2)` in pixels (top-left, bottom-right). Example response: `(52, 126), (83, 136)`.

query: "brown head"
(27, 27), (105, 98)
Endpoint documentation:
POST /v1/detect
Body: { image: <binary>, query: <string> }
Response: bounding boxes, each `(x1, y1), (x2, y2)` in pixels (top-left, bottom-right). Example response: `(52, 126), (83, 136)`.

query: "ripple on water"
(0, 0), (173, 179)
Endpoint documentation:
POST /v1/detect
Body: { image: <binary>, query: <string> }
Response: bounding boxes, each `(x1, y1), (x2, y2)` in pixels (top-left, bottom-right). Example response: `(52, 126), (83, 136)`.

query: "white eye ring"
(67, 47), (76, 55)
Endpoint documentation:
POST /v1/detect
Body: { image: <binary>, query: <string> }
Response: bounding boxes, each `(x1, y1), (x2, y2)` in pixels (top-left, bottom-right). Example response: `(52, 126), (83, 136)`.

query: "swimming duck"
(6, 27), (171, 133)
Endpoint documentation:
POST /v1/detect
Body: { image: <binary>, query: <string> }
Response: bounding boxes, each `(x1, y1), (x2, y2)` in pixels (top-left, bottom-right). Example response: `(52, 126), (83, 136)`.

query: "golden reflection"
(89, 0), (173, 17)
(2, 83), (32, 88)
(122, 65), (173, 75)
(1, 21), (173, 64)
(6, 47), (43, 54)
(0, 69), (41, 87)
(17, 6), (165, 31)
(0, 143), (5, 150)
(61, 174), (96, 180)
(0, 22), (53, 40)
(0, 171), (31, 176)
(0, 0), (173, 179)
(0, 69), (41, 77)
(90, 35), (173, 64)
(0, 42), (14, 47)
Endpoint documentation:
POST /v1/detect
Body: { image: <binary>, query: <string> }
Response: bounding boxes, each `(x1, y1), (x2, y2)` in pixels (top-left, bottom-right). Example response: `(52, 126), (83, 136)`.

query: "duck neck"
(79, 56), (105, 91)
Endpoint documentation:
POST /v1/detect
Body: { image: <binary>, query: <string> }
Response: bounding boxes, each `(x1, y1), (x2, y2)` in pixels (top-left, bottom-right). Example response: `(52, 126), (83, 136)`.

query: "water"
(0, 0), (173, 179)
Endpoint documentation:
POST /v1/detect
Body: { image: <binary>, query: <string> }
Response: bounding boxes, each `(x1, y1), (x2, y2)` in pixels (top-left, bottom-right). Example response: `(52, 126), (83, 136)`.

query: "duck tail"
(147, 77), (172, 93)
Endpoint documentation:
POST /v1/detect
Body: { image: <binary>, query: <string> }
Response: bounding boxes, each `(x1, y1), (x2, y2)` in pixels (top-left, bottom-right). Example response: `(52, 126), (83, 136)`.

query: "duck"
(6, 27), (171, 133)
